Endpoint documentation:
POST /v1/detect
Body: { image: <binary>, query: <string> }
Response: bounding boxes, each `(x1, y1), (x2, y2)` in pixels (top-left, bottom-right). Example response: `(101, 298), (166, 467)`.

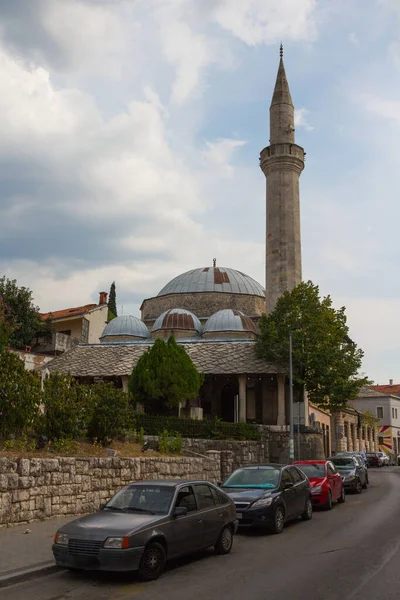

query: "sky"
(0, 0), (399, 384)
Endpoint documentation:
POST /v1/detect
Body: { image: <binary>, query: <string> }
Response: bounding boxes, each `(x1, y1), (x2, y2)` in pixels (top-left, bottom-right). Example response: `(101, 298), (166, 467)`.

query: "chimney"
(390, 379), (393, 386)
(99, 291), (108, 305)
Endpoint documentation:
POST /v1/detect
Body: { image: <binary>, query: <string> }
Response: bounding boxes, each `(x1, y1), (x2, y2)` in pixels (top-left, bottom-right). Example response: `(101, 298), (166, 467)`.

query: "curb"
(0, 562), (60, 588)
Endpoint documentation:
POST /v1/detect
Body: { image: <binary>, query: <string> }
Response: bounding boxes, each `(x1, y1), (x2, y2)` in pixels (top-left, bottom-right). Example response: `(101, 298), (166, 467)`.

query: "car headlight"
(311, 486), (323, 494)
(54, 532), (69, 546)
(251, 497), (273, 508)
(104, 537), (129, 549)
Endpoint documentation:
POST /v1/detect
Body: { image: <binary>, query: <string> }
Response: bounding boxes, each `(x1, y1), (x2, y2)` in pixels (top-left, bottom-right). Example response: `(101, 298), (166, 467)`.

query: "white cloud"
(360, 94), (400, 125)
(348, 32), (359, 45)
(202, 138), (247, 177)
(294, 108), (314, 131)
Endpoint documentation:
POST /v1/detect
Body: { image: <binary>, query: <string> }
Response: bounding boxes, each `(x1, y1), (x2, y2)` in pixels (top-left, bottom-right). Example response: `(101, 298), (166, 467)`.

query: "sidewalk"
(0, 516), (73, 587)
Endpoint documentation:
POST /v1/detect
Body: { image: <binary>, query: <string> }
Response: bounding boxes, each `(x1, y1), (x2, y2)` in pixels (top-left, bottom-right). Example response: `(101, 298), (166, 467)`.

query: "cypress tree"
(108, 281), (117, 321)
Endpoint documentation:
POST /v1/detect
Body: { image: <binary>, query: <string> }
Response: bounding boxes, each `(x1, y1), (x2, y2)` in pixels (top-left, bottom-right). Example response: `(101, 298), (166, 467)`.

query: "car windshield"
(105, 485), (175, 515)
(331, 458), (355, 470)
(223, 467), (280, 489)
(296, 464), (326, 478)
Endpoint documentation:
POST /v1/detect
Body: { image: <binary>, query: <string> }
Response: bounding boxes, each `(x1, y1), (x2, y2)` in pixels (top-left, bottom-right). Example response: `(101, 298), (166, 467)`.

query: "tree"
(87, 382), (132, 444)
(0, 349), (42, 439)
(0, 296), (16, 351)
(256, 281), (369, 410)
(108, 281), (117, 321)
(39, 373), (95, 440)
(0, 276), (53, 348)
(129, 337), (204, 414)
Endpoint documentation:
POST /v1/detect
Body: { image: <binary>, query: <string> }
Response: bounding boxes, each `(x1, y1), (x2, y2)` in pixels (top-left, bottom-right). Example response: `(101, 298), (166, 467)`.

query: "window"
(377, 407), (384, 419)
(82, 318), (89, 343)
(59, 329), (72, 336)
(194, 484), (216, 509)
(392, 408), (395, 419)
(281, 469), (293, 486)
(396, 409), (398, 420)
(327, 463), (337, 476)
(175, 486), (197, 513)
(289, 467), (304, 483)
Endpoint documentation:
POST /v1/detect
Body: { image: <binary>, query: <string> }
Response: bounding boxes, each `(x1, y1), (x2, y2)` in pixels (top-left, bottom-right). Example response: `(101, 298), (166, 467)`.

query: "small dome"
(157, 267), (264, 298)
(203, 309), (256, 338)
(100, 315), (149, 341)
(152, 308), (202, 336)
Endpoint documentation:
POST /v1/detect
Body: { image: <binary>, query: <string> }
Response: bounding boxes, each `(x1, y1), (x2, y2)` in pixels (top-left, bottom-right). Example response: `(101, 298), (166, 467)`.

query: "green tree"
(39, 373), (95, 440)
(0, 349), (42, 439)
(0, 276), (53, 348)
(87, 382), (132, 444)
(108, 281), (117, 321)
(256, 281), (369, 410)
(129, 337), (204, 414)
(0, 297), (16, 351)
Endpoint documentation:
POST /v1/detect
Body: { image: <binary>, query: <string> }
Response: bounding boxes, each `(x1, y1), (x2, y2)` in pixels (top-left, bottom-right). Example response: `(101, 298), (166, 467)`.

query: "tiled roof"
(41, 304), (98, 321)
(357, 386), (388, 398)
(45, 341), (284, 377)
(369, 384), (400, 396)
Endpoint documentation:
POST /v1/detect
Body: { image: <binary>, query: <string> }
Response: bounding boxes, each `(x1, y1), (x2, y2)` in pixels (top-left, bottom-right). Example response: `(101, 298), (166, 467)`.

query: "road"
(5, 467), (400, 600)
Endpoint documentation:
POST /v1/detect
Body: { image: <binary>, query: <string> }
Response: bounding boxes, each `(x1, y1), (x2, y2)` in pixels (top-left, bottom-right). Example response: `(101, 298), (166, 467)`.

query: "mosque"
(46, 47), (305, 428)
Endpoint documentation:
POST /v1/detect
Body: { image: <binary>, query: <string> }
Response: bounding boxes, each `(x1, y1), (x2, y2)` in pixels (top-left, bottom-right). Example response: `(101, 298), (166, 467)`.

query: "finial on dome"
(280, 43), (283, 59)
(213, 258), (217, 267)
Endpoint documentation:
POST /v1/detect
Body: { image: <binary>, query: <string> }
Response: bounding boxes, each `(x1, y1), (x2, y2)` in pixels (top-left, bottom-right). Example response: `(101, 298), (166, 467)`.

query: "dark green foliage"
(0, 276), (53, 348)
(87, 382), (132, 444)
(0, 349), (42, 438)
(0, 297), (16, 351)
(256, 281), (369, 410)
(129, 337), (204, 414)
(134, 414), (261, 441)
(108, 282), (117, 320)
(39, 373), (95, 440)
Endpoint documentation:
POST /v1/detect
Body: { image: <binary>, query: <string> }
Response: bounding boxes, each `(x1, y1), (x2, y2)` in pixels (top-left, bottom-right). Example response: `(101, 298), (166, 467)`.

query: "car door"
(169, 485), (203, 557)
(193, 484), (222, 547)
(327, 462), (340, 501)
(288, 466), (308, 515)
(280, 468), (297, 518)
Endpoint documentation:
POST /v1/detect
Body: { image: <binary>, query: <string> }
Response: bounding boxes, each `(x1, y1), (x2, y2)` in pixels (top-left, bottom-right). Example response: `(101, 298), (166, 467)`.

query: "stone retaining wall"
(0, 455), (220, 527)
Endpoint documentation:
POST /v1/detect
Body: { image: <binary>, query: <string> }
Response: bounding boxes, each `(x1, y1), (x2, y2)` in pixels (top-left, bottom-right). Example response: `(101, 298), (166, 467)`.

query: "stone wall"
(0, 455), (220, 527)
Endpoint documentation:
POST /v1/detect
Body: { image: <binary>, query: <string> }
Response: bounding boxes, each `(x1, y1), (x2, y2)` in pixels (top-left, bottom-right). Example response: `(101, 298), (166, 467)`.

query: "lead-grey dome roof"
(152, 308), (202, 334)
(157, 267), (265, 297)
(203, 309), (256, 335)
(100, 315), (149, 340)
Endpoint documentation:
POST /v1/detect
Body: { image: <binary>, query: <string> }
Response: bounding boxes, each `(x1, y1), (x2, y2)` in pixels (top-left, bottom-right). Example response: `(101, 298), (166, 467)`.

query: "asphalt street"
(5, 467), (400, 600)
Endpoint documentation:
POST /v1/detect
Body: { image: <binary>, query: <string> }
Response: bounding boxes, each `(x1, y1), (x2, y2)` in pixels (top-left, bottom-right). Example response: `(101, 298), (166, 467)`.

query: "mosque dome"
(157, 267), (265, 298)
(152, 308), (202, 339)
(100, 315), (149, 342)
(202, 309), (257, 339)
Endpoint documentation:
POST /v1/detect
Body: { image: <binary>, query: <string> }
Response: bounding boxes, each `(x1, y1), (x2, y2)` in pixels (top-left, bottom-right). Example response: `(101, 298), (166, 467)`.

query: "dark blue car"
(220, 464), (312, 534)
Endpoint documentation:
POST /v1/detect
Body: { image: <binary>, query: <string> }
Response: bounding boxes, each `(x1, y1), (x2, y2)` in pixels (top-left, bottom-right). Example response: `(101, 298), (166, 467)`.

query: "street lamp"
(289, 326), (301, 462)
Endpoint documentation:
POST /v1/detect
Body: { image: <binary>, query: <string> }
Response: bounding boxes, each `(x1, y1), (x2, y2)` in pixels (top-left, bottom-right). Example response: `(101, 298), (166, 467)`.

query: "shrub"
(39, 372), (95, 440)
(0, 349), (42, 439)
(87, 382), (132, 445)
(157, 430), (183, 454)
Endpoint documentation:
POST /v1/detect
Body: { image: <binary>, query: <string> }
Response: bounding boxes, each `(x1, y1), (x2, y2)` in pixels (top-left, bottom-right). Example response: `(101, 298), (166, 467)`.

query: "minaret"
(260, 45), (305, 313)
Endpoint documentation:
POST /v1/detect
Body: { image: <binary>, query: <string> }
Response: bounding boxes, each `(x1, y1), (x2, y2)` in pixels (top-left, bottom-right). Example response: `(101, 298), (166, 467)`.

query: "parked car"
(53, 479), (238, 581)
(293, 460), (345, 510)
(336, 453), (369, 484)
(220, 464), (312, 534)
(336, 451), (368, 468)
(328, 456), (367, 493)
(366, 452), (383, 467)
(376, 451), (390, 466)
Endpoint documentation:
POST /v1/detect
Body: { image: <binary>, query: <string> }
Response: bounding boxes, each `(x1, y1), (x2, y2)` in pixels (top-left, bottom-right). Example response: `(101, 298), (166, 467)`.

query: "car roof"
(293, 460), (327, 465)
(126, 479), (213, 487)
(235, 464), (285, 470)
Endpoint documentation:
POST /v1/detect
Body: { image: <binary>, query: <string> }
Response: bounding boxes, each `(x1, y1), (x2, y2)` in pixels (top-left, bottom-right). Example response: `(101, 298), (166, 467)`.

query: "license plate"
(237, 513), (243, 519)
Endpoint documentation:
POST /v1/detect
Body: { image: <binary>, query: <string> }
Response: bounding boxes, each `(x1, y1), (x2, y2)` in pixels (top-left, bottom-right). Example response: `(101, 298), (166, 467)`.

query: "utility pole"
(289, 328), (294, 461)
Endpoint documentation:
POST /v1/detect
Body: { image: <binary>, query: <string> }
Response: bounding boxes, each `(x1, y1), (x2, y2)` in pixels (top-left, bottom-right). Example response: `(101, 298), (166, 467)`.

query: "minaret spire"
(260, 48), (305, 314)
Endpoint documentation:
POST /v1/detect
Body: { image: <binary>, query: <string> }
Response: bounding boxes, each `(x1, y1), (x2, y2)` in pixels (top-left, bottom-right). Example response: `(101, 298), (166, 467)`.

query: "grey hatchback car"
(53, 480), (238, 580)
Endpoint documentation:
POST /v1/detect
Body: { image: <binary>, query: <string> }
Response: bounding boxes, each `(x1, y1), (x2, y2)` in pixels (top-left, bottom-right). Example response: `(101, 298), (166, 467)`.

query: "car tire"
(138, 542), (166, 581)
(362, 478), (368, 490)
(337, 486), (346, 503)
(301, 498), (313, 521)
(355, 478), (362, 494)
(270, 506), (285, 534)
(215, 526), (233, 555)
(324, 491), (333, 511)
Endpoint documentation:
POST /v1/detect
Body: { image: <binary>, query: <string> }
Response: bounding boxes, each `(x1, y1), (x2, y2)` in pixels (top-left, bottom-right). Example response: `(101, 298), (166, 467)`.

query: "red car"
(292, 460), (345, 510)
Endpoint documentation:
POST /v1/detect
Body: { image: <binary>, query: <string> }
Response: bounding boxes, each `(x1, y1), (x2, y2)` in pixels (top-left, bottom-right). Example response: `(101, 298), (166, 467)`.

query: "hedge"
(134, 414), (261, 441)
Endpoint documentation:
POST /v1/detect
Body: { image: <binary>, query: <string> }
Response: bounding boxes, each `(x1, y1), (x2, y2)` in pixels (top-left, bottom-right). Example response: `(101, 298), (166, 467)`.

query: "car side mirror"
(284, 482), (294, 489)
(173, 506), (188, 518)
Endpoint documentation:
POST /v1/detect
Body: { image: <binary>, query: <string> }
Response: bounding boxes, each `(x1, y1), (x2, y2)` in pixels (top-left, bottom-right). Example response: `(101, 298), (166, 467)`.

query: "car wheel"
(138, 542), (166, 581)
(337, 486), (346, 503)
(355, 478), (362, 494)
(270, 506), (285, 534)
(324, 491), (333, 511)
(301, 498), (313, 521)
(215, 525), (233, 555)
